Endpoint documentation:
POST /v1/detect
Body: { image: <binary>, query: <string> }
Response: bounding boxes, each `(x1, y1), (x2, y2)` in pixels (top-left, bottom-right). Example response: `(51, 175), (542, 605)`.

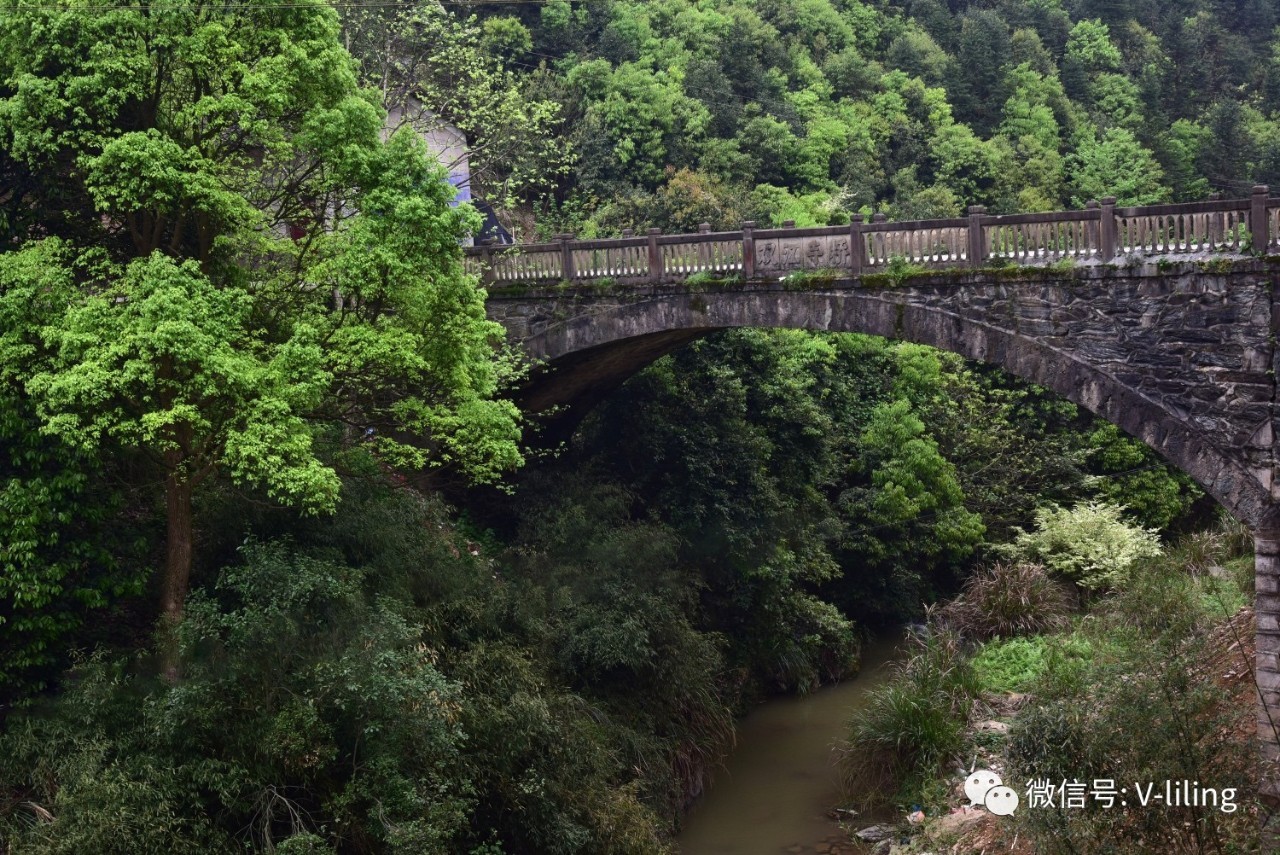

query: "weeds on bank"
(840, 509), (1263, 852)
(1006, 557), (1259, 854)
(840, 627), (979, 812)
(970, 632), (1095, 693)
(936, 562), (1072, 641)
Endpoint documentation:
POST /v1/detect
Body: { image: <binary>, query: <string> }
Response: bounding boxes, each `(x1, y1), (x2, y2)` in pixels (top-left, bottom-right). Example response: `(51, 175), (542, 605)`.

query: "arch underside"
(514, 286), (1278, 529)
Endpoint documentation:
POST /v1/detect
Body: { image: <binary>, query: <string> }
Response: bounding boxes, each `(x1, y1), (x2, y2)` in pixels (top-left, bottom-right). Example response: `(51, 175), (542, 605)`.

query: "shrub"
(1170, 527), (1228, 577)
(1005, 696), (1102, 784)
(1214, 512), (1253, 560)
(937, 561), (1072, 640)
(0, 543), (475, 854)
(1195, 574), (1249, 618)
(840, 627), (978, 810)
(1007, 501), (1161, 591)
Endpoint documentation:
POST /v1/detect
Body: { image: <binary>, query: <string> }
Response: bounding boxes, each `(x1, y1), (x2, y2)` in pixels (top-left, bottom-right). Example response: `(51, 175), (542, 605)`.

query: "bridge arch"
(481, 209), (1280, 801)
(497, 265), (1279, 532)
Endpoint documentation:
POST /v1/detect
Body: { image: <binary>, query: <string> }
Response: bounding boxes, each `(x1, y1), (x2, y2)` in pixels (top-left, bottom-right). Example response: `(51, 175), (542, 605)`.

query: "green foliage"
(0, 0), (523, 630)
(1082, 423), (1202, 530)
(5, 0), (1280, 847)
(0, 542), (472, 853)
(339, 1), (571, 206)
(573, 330), (867, 689)
(1006, 562), (1259, 853)
(836, 391), (986, 618)
(1006, 501), (1162, 591)
(749, 183), (849, 227)
(1065, 19), (1123, 72)
(497, 478), (739, 818)
(1067, 126), (1170, 206)
(971, 632), (1092, 693)
(580, 330), (999, 635)
(495, 0), (1280, 235)
(0, 241), (145, 695)
(882, 254), (929, 283)
(0, 512), (685, 854)
(592, 168), (750, 234)
(29, 251), (340, 513)
(571, 60), (711, 189)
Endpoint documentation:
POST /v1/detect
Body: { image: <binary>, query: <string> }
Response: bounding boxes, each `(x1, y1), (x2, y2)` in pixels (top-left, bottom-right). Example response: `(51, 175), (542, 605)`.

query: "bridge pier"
(1257, 531), (1280, 800)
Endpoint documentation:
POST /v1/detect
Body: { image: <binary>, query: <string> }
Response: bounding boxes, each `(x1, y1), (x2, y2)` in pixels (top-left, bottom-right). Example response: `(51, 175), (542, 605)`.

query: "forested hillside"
(0, 0), (1271, 852)
(430, 0), (1280, 232)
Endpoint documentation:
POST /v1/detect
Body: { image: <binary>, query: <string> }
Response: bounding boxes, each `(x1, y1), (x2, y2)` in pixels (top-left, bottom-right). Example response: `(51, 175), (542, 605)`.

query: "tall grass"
(969, 632), (1095, 693)
(936, 561), (1073, 641)
(840, 627), (979, 811)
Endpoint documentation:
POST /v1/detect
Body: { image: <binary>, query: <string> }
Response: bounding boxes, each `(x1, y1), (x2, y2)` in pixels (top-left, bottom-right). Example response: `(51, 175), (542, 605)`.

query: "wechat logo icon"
(965, 769), (1019, 816)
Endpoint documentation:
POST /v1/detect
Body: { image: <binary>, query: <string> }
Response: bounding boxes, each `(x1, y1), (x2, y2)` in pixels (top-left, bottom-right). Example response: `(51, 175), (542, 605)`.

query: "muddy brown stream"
(676, 635), (904, 855)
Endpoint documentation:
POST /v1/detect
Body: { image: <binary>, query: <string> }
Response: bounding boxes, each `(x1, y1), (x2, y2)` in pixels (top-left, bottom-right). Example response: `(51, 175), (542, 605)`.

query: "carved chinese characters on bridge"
(805, 240), (823, 267)
(828, 239), (850, 267)
(758, 241), (774, 268)
(756, 236), (852, 272)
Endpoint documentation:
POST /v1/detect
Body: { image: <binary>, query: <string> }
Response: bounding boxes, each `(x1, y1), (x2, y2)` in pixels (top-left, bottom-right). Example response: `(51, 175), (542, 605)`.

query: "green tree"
(1067, 126), (1169, 206)
(0, 0), (521, 635)
(0, 242), (143, 694)
(26, 251), (341, 629)
(1158, 119), (1213, 201)
(339, 1), (571, 207)
(835, 396), (986, 618)
(1082, 423), (1202, 531)
(570, 59), (710, 189)
(951, 10), (1011, 136)
(0, 543), (474, 853)
(886, 28), (952, 86)
(1065, 19), (1123, 73)
(1007, 501), (1162, 592)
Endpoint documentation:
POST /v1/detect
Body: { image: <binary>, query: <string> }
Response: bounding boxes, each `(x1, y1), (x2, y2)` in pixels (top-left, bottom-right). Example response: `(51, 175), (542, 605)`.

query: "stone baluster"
(555, 233), (575, 280)
(1251, 184), (1270, 254)
(849, 214), (865, 275)
(1099, 197), (1117, 260)
(967, 205), (986, 268)
(741, 221), (756, 279)
(647, 228), (662, 283)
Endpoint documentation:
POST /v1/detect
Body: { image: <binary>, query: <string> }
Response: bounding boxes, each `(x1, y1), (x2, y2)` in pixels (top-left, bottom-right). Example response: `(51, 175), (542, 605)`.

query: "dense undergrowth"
(0, 327), (1211, 853)
(841, 511), (1262, 854)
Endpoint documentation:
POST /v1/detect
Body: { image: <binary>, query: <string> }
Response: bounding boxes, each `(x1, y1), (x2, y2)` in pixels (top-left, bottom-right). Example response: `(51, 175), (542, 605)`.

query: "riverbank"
(885, 602), (1258, 854)
(836, 520), (1263, 854)
(678, 635), (904, 855)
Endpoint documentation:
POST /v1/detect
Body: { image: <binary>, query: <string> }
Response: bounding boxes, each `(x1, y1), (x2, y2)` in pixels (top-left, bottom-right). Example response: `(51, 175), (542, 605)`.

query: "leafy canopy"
(0, 0), (522, 644)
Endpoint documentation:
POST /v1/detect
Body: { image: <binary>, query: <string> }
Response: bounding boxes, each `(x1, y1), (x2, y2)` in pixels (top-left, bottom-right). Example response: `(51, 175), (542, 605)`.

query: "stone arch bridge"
(469, 188), (1280, 793)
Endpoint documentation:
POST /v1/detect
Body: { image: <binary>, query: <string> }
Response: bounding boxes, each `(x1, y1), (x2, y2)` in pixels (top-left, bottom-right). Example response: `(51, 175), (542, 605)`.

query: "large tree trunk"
(161, 473), (194, 623)
(160, 473), (194, 681)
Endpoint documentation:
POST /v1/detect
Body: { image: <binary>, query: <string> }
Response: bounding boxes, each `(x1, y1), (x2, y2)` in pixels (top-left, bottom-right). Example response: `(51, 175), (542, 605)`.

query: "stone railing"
(465, 186), (1280, 285)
